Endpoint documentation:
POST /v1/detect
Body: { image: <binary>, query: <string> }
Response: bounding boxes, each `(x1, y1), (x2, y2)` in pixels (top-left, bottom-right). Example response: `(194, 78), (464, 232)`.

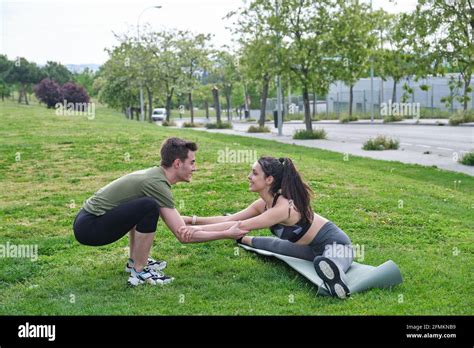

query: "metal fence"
(263, 74), (474, 119)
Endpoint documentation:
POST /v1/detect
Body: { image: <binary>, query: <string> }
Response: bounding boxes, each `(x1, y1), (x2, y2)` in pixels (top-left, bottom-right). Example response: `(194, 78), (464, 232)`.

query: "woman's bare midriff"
(294, 212), (329, 245)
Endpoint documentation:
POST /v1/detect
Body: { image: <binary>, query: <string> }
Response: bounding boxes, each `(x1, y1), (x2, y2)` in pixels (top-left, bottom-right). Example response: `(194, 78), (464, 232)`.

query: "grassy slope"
(0, 100), (472, 315)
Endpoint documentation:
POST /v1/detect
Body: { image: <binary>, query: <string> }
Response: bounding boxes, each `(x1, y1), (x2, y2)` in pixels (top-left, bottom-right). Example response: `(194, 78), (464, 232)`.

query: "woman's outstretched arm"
(182, 199), (264, 225)
(196, 202), (288, 232)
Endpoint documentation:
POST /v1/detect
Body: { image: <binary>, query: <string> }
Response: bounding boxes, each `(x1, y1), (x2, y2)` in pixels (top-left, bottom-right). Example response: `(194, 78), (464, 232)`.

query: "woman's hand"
(178, 225), (201, 242)
(226, 221), (250, 240)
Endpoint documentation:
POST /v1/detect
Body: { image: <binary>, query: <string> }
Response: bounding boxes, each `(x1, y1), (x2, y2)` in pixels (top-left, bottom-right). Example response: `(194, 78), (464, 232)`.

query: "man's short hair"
(160, 137), (198, 168)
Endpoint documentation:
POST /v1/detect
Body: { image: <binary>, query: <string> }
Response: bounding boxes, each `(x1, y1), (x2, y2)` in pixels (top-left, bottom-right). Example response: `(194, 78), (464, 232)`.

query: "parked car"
(151, 108), (166, 121)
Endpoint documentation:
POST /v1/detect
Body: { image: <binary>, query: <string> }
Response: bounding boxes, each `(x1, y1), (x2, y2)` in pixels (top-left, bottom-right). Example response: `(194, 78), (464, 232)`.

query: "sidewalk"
(233, 118), (474, 127)
(170, 120), (474, 176)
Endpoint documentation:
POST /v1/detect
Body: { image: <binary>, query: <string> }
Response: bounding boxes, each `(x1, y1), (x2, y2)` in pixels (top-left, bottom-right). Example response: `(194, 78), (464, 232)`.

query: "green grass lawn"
(0, 99), (472, 315)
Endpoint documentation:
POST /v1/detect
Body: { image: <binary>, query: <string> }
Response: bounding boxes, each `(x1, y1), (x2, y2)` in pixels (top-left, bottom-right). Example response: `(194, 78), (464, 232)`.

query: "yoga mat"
(238, 243), (403, 296)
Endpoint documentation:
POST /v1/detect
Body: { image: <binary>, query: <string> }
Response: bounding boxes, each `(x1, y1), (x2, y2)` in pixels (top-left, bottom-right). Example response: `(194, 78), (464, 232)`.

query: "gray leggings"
(252, 221), (354, 273)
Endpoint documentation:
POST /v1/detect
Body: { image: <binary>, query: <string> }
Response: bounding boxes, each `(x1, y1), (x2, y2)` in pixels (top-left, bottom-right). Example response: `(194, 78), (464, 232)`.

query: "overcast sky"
(0, 0), (418, 66)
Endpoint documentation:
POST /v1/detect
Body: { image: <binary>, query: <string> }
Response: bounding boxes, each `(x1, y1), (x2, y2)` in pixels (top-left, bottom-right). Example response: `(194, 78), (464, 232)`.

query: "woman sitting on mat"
(181, 156), (354, 299)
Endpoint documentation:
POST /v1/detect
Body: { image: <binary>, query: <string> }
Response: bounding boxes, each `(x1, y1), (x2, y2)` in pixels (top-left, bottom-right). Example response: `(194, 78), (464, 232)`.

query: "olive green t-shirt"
(83, 166), (175, 216)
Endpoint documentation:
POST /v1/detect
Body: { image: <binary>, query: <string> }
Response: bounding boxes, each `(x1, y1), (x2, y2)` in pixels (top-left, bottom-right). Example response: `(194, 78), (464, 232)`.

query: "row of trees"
(96, 0), (471, 131)
(0, 56), (96, 105)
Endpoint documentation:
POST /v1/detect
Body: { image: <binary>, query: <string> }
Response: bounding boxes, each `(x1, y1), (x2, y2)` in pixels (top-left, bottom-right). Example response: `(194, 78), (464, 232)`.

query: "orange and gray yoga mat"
(238, 243), (403, 296)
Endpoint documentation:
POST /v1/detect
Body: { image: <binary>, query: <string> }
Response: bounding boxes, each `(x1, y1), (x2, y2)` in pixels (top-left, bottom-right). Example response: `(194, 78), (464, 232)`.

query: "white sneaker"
(127, 266), (174, 286)
(127, 267), (160, 286)
(125, 257), (167, 273)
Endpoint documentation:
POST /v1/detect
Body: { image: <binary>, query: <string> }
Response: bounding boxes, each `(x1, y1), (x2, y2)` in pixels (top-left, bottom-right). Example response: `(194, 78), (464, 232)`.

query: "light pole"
(137, 5), (162, 122)
(370, 0), (374, 123)
(275, 0), (283, 136)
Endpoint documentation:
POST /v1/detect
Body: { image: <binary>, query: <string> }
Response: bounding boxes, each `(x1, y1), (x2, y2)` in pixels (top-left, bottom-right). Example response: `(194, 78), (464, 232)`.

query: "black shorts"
(73, 197), (160, 246)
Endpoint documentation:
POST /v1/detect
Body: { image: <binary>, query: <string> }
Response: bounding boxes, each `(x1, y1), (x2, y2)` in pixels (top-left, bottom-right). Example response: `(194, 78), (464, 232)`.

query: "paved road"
(160, 118), (474, 176)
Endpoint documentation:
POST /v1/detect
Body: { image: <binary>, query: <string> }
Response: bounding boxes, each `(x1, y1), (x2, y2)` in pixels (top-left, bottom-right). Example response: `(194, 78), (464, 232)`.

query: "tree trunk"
(146, 87), (153, 123)
(165, 88), (174, 122)
(349, 84), (354, 117)
(166, 96), (172, 122)
(212, 86), (221, 124)
(225, 93), (231, 121)
(392, 80), (397, 103)
(204, 100), (209, 119)
(312, 90), (316, 118)
(259, 75), (270, 128)
(244, 84), (250, 113)
(188, 92), (194, 124)
(302, 84), (312, 131)
(463, 75), (471, 111)
(18, 85), (23, 103)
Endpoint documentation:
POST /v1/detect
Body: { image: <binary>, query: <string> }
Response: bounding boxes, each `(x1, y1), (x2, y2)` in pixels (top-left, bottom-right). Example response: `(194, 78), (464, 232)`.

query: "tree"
(5, 57), (43, 104)
(278, 0), (336, 131)
(147, 30), (185, 122)
(0, 55), (13, 101)
(73, 67), (95, 96)
(207, 50), (240, 121)
(177, 32), (212, 124)
(413, 0), (473, 111)
(228, 2), (281, 127)
(99, 41), (141, 119)
(61, 82), (90, 107)
(42, 61), (72, 85)
(193, 83), (213, 119)
(331, 0), (378, 116)
(34, 78), (63, 108)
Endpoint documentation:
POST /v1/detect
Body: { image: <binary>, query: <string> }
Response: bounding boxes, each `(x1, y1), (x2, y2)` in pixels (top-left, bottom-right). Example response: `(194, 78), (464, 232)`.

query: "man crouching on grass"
(73, 137), (248, 286)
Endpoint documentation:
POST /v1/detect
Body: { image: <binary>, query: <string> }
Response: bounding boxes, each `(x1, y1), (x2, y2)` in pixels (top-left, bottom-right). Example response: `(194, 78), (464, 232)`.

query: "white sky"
(0, 0), (418, 66)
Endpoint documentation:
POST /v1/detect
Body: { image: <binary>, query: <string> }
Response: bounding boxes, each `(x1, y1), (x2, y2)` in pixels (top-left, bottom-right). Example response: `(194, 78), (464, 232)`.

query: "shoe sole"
(127, 275), (174, 287)
(314, 257), (350, 299)
(127, 276), (159, 287)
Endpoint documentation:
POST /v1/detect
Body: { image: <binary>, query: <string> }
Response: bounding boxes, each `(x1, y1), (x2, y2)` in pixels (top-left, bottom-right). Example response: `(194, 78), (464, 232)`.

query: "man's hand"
(226, 221), (250, 240)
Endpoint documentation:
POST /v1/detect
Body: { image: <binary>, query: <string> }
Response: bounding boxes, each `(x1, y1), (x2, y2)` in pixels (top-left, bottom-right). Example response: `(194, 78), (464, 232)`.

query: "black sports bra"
(265, 194), (312, 243)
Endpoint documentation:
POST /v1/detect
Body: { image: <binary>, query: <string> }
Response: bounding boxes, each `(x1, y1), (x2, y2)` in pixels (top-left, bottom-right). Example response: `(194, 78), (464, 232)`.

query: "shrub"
(459, 152), (474, 166)
(61, 82), (90, 109)
(362, 135), (399, 150)
(293, 128), (327, 140)
(34, 78), (63, 108)
(449, 110), (474, 126)
(182, 122), (202, 128)
(247, 125), (270, 133)
(162, 120), (176, 127)
(340, 114), (359, 123)
(383, 114), (404, 123)
(205, 122), (233, 129)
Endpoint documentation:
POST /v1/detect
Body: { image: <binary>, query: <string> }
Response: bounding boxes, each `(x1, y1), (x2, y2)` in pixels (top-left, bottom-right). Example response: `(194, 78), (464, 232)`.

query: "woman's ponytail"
(279, 158), (313, 223)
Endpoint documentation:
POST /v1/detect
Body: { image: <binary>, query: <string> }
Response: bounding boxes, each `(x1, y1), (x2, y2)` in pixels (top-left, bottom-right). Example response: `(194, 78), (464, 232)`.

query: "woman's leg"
(313, 244), (354, 299)
(248, 236), (316, 261)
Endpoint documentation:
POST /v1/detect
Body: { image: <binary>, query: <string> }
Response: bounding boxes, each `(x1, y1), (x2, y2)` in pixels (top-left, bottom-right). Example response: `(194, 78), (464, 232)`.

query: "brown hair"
(160, 137), (198, 168)
(257, 156), (313, 223)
